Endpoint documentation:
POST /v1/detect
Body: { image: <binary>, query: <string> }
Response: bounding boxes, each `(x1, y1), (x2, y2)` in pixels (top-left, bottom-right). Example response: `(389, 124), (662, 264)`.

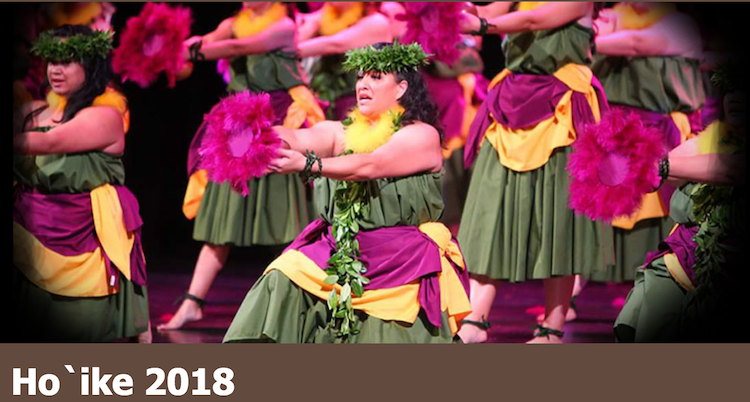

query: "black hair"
(25, 24), (113, 128)
(369, 43), (445, 142)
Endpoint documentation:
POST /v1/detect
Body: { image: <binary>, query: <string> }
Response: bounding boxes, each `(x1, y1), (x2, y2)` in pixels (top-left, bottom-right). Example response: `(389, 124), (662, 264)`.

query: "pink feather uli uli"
(399, 2), (465, 65)
(567, 108), (665, 222)
(198, 92), (280, 196)
(112, 3), (192, 88)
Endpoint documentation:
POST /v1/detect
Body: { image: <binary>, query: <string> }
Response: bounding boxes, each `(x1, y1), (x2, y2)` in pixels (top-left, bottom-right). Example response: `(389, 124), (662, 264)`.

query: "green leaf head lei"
(342, 40), (431, 74)
(31, 29), (113, 64)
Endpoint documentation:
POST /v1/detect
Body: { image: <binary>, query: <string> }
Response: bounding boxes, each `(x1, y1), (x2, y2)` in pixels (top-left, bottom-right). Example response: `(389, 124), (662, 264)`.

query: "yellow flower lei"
(232, 2), (287, 38)
(343, 105), (405, 154)
(319, 2), (365, 36)
(614, 2), (676, 30)
(49, 2), (103, 27)
(517, 2), (549, 12)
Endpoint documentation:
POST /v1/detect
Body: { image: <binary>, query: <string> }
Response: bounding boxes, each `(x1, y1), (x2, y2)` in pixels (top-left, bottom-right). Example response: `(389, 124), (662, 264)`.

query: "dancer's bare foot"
(458, 323), (489, 344)
(157, 299), (203, 330)
(138, 325), (153, 343)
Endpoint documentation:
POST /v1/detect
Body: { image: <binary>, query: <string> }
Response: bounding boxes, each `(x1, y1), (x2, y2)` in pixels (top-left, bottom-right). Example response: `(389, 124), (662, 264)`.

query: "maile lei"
(689, 129), (745, 291)
(323, 106), (404, 339)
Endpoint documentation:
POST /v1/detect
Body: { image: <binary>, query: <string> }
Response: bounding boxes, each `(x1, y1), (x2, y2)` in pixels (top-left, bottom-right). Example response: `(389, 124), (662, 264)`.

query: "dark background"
(11, 2), (745, 272)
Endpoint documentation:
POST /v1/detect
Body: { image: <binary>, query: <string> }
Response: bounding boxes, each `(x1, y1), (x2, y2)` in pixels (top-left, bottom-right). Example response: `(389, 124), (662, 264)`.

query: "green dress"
(223, 173), (462, 343)
(614, 184), (695, 342)
(193, 52), (311, 246)
(615, 180), (745, 342)
(592, 55), (705, 282)
(13, 133), (149, 342)
(458, 22), (614, 281)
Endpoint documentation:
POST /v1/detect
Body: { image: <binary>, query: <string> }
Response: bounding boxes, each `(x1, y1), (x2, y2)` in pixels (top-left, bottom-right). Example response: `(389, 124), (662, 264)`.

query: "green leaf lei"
(31, 30), (113, 63)
(323, 110), (403, 339)
(342, 40), (430, 74)
(689, 133), (745, 291)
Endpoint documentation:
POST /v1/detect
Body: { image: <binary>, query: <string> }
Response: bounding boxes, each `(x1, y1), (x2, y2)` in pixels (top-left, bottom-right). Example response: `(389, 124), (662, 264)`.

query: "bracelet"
(300, 150), (322, 184)
(470, 17), (491, 36)
(654, 155), (670, 190)
(188, 40), (205, 62)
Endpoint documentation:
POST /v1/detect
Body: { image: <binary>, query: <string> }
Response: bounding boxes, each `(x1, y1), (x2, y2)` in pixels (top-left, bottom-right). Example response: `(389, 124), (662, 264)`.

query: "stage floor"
(148, 252), (633, 343)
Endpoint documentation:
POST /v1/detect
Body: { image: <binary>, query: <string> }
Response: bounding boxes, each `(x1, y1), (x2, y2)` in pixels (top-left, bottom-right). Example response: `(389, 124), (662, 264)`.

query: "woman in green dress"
(159, 2), (325, 330)
(223, 42), (473, 343)
(457, 2), (612, 343)
(590, 2), (705, 283)
(615, 78), (745, 342)
(13, 25), (150, 342)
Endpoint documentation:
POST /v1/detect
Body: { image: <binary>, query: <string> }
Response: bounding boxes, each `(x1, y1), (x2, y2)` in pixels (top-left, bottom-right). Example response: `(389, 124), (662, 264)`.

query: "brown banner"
(3, 344), (750, 401)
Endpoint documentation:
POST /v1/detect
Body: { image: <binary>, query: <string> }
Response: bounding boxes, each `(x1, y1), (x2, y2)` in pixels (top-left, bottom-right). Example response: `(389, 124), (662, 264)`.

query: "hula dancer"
(615, 62), (745, 342)
(12, 25), (150, 342)
(297, 2), (392, 120)
(591, 2), (705, 283)
(457, 2), (612, 343)
(159, 2), (325, 330)
(223, 42), (472, 343)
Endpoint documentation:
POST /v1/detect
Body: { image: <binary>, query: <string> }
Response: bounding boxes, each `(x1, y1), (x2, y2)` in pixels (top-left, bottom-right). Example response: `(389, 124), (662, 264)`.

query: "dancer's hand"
(184, 35), (203, 48)
(461, 2), (478, 16)
(460, 12), (481, 34)
(594, 10), (617, 36)
(268, 148), (306, 175)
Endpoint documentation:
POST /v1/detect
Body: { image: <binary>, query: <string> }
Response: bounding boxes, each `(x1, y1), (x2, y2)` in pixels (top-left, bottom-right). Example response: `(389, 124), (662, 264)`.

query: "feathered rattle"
(567, 108), (666, 221)
(112, 2), (192, 88)
(197, 92), (281, 196)
(398, 2), (466, 65)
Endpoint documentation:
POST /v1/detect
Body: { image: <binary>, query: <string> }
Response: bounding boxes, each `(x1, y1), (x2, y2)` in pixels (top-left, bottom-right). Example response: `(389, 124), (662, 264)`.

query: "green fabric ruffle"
(194, 174), (310, 246)
(458, 141), (613, 281)
(223, 270), (457, 343)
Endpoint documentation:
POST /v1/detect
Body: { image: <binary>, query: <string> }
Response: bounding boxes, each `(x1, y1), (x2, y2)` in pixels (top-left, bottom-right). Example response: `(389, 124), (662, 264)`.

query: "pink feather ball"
(567, 108), (666, 222)
(198, 92), (280, 196)
(113, 3), (192, 88)
(399, 2), (465, 65)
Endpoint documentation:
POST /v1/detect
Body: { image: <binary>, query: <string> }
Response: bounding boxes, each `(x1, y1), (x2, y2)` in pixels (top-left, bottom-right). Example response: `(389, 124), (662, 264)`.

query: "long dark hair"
(25, 24), (113, 127)
(370, 43), (444, 142)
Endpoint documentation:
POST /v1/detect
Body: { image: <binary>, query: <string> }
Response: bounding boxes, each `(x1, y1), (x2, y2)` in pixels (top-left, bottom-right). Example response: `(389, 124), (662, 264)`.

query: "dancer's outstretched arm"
(298, 13), (391, 58)
(270, 122), (442, 181)
(14, 106), (124, 156)
(273, 120), (343, 160)
(185, 18), (296, 61)
(462, 2), (590, 35)
(296, 7), (324, 42)
(595, 13), (701, 57)
(185, 17), (234, 48)
(475, 2), (513, 19)
(668, 153), (745, 186)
